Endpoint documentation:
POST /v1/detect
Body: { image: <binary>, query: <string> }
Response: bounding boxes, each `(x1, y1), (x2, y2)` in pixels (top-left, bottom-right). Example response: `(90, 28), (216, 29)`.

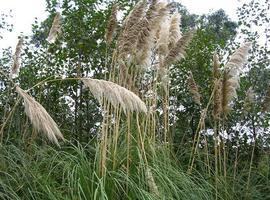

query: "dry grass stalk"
(213, 53), (220, 79)
(187, 71), (201, 105)
(47, 12), (62, 43)
(11, 38), (24, 76)
(221, 43), (251, 115)
(213, 79), (222, 120)
(145, 167), (159, 197)
(168, 13), (182, 50)
(105, 3), (118, 44)
(262, 86), (270, 112)
(163, 30), (194, 66)
(212, 53), (222, 120)
(16, 86), (64, 146)
(82, 78), (147, 113)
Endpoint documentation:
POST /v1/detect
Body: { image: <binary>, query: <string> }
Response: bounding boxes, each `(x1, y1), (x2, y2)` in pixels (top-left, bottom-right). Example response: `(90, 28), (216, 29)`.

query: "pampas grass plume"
(164, 30), (194, 66)
(221, 42), (251, 115)
(168, 13), (182, 49)
(16, 86), (64, 146)
(11, 37), (24, 76)
(47, 12), (62, 44)
(82, 78), (147, 114)
(105, 3), (118, 44)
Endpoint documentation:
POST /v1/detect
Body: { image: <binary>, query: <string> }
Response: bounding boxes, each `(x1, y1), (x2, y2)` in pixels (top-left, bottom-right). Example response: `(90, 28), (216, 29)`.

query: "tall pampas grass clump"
(47, 12), (62, 43)
(11, 37), (24, 76)
(16, 86), (64, 146)
(82, 78), (147, 113)
(221, 42), (251, 115)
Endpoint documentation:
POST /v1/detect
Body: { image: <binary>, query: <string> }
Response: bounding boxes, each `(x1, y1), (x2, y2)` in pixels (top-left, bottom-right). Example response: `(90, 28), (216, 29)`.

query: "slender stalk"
(246, 115), (257, 193)
(213, 120), (219, 200)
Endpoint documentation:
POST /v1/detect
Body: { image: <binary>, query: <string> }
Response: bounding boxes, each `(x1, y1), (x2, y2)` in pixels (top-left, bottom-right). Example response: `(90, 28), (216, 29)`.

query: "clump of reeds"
(221, 42), (251, 115)
(16, 86), (64, 146)
(82, 78), (147, 113)
(105, 3), (118, 45)
(47, 12), (62, 43)
(187, 71), (201, 105)
(11, 37), (24, 76)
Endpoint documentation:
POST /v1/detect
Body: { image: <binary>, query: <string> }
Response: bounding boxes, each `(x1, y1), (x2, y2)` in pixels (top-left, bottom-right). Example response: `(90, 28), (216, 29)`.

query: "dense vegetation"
(0, 0), (269, 199)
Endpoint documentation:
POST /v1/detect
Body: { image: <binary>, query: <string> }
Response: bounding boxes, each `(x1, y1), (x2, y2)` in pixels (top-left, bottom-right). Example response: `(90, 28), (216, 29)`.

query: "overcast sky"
(0, 0), (242, 49)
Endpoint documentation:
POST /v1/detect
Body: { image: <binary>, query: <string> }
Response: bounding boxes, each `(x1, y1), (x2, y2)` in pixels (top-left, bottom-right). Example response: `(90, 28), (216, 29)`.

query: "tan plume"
(47, 12), (62, 43)
(117, 1), (147, 59)
(213, 53), (220, 79)
(135, 18), (153, 67)
(123, 0), (147, 31)
(11, 37), (24, 76)
(82, 78), (147, 113)
(187, 71), (201, 105)
(213, 79), (222, 120)
(105, 3), (118, 44)
(146, 0), (158, 19)
(163, 30), (194, 66)
(16, 86), (64, 146)
(157, 17), (170, 56)
(168, 13), (182, 50)
(135, 2), (169, 67)
(221, 43), (251, 115)
(151, 2), (169, 36)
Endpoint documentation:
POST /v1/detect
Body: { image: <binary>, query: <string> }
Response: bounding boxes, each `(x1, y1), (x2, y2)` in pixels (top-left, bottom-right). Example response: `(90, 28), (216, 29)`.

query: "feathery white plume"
(222, 42), (251, 114)
(47, 12), (62, 43)
(82, 78), (147, 114)
(11, 37), (24, 76)
(16, 86), (64, 146)
(157, 17), (170, 56)
(168, 13), (182, 49)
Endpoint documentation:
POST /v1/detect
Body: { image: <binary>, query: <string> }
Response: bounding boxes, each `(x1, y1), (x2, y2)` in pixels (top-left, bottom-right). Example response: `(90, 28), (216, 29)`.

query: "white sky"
(180, 0), (240, 20)
(0, 0), (242, 49)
